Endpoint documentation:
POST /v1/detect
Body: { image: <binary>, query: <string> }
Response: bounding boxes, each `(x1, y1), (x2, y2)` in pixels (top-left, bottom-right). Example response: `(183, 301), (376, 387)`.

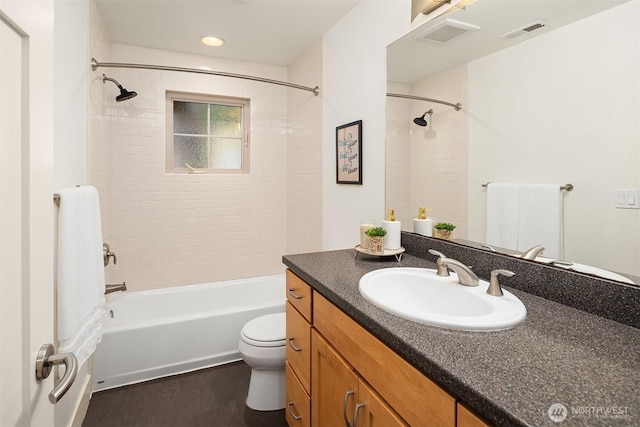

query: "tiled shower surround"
(93, 43), (320, 291)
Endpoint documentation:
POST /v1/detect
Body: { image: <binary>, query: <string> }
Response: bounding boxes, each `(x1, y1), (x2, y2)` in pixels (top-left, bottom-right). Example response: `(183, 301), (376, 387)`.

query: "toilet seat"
(240, 312), (285, 347)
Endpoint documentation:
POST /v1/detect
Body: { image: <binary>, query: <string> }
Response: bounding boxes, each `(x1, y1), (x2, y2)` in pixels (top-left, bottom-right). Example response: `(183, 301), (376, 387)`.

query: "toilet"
(238, 312), (286, 411)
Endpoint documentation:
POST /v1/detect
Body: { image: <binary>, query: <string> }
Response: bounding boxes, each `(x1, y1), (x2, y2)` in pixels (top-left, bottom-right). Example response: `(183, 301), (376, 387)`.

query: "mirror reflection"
(386, 0), (639, 284)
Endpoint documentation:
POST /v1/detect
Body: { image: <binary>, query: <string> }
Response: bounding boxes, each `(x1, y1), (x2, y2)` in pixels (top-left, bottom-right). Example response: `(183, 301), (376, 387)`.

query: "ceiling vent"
(500, 20), (549, 40)
(414, 19), (481, 45)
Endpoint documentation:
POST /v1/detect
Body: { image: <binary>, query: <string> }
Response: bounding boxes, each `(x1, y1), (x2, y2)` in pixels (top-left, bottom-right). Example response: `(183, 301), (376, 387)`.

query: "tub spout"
(105, 282), (127, 294)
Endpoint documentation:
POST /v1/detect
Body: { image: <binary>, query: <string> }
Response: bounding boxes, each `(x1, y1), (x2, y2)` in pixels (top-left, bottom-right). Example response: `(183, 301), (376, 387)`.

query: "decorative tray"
(354, 245), (405, 261)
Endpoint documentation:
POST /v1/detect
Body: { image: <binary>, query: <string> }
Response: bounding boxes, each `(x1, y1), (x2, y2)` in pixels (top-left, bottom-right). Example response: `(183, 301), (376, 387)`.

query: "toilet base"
(246, 369), (285, 411)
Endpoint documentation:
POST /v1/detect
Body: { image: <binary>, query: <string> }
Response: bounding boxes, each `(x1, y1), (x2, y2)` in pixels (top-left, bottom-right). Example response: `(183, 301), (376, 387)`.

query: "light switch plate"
(616, 189), (640, 209)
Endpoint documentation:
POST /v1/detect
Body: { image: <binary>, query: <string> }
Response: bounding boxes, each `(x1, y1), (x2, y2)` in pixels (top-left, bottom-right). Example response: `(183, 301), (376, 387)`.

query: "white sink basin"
(359, 268), (526, 331)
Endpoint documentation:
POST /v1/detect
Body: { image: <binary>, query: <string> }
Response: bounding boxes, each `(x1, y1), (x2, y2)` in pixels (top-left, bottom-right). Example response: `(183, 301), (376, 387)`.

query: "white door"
(0, 0), (55, 425)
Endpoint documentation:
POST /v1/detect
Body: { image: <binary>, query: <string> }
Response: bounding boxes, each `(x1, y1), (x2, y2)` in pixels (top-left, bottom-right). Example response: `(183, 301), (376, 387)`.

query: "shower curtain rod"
(91, 58), (320, 96)
(386, 92), (462, 111)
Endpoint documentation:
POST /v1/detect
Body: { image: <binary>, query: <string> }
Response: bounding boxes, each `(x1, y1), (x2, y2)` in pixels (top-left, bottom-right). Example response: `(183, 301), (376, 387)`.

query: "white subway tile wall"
(410, 64), (468, 238)
(385, 82), (412, 230)
(92, 44), (291, 290)
(385, 66), (469, 238)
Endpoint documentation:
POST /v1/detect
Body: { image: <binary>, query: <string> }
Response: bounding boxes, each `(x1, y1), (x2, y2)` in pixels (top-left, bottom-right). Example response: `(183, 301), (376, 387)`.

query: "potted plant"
(365, 227), (387, 254)
(434, 222), (456, 241)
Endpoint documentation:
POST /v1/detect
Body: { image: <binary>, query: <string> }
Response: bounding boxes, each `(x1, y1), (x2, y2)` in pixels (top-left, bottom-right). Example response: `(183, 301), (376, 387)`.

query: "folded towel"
(56, 186), (106, 368)
(486, 183), (563, 259)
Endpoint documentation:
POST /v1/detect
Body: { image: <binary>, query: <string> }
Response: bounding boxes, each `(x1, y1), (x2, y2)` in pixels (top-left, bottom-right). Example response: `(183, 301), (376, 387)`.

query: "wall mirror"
(386, 0), (639, 285)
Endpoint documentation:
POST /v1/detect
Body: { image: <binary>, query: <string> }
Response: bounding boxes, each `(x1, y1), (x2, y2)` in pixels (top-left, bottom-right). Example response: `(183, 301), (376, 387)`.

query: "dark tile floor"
(82, 361), (287, 427)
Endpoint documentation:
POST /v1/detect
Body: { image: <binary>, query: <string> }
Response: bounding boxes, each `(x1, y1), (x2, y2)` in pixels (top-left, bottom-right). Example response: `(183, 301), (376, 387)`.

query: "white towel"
(486, 183), (563, 259)
(486, 183), (520, 251)
(517, 184), (563, 259)
(56, 186), (106, 368)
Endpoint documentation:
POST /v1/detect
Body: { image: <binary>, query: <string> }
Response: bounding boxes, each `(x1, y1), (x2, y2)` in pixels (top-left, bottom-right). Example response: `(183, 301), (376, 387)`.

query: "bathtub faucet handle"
(103, 243), (117, 266)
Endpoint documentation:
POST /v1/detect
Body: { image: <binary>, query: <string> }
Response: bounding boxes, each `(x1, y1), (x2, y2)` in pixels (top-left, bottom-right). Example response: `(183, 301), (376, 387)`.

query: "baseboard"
(70, 373), (92, 427)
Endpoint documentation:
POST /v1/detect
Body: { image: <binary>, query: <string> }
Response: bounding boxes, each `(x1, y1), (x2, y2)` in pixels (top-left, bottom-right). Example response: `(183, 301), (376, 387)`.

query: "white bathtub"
(91, 274), (286, 391)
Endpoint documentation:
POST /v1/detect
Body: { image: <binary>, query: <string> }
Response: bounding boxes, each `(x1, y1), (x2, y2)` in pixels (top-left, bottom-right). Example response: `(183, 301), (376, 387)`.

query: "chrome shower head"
(413, 109), (433, 127)
(102, 74), (137, 102)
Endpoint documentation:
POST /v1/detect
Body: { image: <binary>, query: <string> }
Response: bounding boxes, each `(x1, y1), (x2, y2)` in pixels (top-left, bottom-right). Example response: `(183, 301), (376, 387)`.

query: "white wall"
(287, 39), (324, 254)
(53, 1), (93, 426)
(467, 1), (640, 275)
(322, 0), (410, 249)
(53, 0), (88, 189)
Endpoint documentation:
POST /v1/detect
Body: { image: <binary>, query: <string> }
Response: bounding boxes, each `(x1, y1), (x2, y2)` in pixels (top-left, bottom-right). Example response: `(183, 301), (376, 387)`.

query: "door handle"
(35, 344), (78, 403)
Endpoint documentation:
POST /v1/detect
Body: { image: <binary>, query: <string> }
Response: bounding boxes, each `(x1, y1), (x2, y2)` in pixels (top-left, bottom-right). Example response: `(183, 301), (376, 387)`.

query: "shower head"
(102, 74), (137, 102)
(413, 109), (433, 127)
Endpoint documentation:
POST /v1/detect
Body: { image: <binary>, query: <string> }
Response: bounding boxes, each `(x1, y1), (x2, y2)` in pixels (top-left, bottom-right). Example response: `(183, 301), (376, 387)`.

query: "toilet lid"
(241, 312), (286, 347)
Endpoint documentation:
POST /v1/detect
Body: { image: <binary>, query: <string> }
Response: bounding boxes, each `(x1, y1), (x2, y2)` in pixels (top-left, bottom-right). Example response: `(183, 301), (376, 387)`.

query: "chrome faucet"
(439, 258), (479, 287)
(522, 245), (545, 260)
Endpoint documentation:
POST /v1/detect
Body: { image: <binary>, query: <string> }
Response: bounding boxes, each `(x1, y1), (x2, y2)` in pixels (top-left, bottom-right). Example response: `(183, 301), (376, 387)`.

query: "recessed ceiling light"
(201, 36), (224, 47)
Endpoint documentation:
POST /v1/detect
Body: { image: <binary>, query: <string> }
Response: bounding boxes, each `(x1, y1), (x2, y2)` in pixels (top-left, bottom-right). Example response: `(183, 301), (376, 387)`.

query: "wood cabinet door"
(312, 330), (360, 427)
(357, 380), (408, 427)
(457, 403), (490, 427)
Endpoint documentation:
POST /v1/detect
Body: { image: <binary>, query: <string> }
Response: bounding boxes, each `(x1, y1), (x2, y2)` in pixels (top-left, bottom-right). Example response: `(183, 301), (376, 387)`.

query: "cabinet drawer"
(286, 301), (311, 394)
(286, 362), (311, 427)
(314, 292), (456, 427)
(286, 269), (312, 322)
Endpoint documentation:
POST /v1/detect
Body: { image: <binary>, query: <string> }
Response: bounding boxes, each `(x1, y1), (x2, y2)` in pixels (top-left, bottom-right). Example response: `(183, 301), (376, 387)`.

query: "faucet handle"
(103, 243), (117, 266)
(428, 249), (449, 277)
(487, 269), (515, 297)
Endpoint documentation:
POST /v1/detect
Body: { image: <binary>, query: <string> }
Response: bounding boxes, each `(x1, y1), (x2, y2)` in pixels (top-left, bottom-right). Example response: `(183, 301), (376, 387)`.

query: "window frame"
(166, 91), (250, 174)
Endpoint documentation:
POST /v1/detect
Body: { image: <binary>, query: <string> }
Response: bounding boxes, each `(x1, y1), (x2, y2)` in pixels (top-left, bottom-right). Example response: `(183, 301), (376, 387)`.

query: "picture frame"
(336, 120), (362, 185)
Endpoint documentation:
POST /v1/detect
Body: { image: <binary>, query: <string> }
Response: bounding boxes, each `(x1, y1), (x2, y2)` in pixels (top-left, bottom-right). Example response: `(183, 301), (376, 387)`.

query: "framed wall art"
(336, 120), (362, 185)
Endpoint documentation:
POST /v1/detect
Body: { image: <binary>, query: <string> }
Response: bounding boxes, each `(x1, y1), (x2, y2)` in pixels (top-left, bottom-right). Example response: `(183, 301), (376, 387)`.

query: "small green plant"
(434, 222), (456, 231)
(365, 227), (387, 237)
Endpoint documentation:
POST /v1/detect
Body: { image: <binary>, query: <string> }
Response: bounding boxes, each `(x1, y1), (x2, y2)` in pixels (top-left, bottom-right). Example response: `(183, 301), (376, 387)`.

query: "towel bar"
(482, 182), (573, 191)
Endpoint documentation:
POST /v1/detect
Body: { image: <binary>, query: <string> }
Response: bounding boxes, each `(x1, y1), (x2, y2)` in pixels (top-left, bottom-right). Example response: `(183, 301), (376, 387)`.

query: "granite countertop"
(282, 249), (640, 427)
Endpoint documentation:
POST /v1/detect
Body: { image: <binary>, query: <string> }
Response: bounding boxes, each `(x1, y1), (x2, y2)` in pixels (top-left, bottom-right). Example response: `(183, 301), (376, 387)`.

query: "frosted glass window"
(173, 136), (208, 168)
(210, 138), (242, 169)
(166, 92), (250, 174)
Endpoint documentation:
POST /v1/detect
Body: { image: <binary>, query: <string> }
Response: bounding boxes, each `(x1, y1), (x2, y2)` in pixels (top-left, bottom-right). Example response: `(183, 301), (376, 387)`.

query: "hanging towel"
(486, 183), (520, 251)
(56, 186), (106, 369)
(486, 183), (563, 259)
(516, 184), (563, 259)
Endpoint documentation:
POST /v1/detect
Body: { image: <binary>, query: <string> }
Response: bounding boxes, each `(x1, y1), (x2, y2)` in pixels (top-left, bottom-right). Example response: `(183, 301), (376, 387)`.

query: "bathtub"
(91, 274), (286, 391)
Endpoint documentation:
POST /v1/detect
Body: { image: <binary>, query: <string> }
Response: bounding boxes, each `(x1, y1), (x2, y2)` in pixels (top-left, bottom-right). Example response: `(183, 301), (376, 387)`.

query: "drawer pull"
(353, 402), (365, 427)
(287, 401), (302, 421)
(343, 390), (355, 427)
(288, 337), (302, 352)
(288, 288), (303, 299)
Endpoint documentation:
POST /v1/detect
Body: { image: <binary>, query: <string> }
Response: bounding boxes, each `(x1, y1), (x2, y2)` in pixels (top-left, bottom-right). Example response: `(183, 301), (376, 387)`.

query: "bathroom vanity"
(282, 235), (640, 426)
